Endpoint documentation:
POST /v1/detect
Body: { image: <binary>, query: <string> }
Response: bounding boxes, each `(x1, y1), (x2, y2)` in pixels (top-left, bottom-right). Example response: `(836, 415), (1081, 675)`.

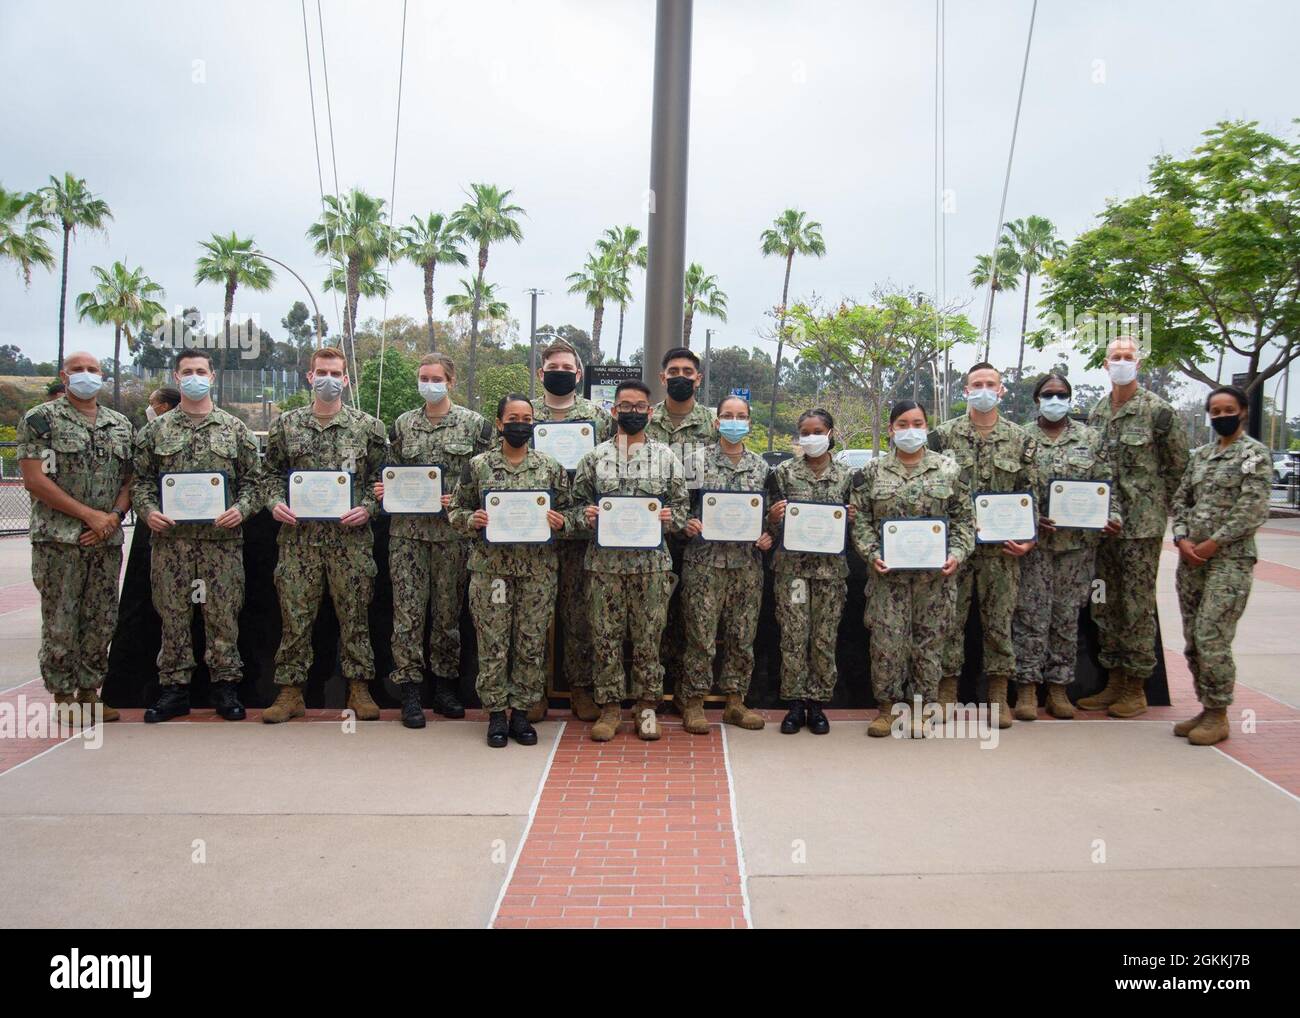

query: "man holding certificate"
(571, 379), (689, 742)
(262, 347), (388, 724)
(131, 348), (264, 723)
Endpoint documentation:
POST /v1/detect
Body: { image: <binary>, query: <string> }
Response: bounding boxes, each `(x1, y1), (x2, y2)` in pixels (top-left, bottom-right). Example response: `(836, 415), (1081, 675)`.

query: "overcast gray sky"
(2, 0), (1297, 409)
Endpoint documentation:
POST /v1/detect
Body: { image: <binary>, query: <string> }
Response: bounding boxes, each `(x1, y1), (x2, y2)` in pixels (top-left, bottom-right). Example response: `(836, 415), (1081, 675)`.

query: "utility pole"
(703, 328), (712, 405)
(525, 288), (545, 401)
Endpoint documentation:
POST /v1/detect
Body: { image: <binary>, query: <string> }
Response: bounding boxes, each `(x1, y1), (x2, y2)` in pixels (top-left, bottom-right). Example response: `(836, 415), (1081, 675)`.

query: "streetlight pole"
(251, 251), (325, 342)
(525, 288), (546, 400)
(703, 327), (712, 405)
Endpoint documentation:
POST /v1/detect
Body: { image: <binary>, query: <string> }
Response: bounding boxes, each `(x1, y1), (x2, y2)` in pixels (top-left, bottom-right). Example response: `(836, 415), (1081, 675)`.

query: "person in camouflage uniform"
(1082, 337), (1189, 718)
(262, 347), (388, 724)
(571, 379), (689, 742)
(449, 394), (576, 746)
(677, 395), (771, 735)
(1170, 385), (1271, 746)
(130, 349), (264, 722)
(1010, 373), (1121, 721)
(766, 408), (855, 735)
(17, 351), (133, 722)
(380, 353), (493, 724)
(529, 338), (615, 722)
(930, 363), (1040, 729)
(851, 402), (974, 738)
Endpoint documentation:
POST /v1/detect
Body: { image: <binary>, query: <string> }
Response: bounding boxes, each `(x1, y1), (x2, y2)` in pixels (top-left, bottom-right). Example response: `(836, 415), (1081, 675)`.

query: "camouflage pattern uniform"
(1011, 419), (1120, 686)
(386, 404), (493, 684)
(931, 415), (1040, 680)
(766, 455), (854, 702)
(571, 437), (689, 705)
(1171, 435), (1270, 708)
(679, 443), (769, 700)
(263, 404), (387, 686)
(1088, 387), (1189, 678)
(849, 450), (974, 704)
(530, 395), (614, 697)
(16, 398), (133, 695)
(448, 446), (575, 712)
(131, 407), (264, 685)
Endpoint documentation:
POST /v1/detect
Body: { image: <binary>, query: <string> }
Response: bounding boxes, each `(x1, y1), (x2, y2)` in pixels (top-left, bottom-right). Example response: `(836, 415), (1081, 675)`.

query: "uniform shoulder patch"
(22, 407), (52, 437)
(1154, 406), (1173, 432)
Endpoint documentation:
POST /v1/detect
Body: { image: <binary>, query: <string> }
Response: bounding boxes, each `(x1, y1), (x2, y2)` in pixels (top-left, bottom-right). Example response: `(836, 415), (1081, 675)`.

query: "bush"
(357, 348), (421, 428)
(477, 363), (532, 418)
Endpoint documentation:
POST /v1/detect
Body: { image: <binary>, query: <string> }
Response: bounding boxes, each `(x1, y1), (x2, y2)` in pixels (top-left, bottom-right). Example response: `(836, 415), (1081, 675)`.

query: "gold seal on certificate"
(596, 496), (663, 549)
(881, 518), (948, 570)
(782, 501), (846, 555)
(288, 470), (352, 520)
(1048, 479), (1111, 530)
(382, 464), (443, 515)
(484, 490), (552, 544)
(160, 471), (228, 522)
(700, 491), (763, 543)
(974, 491), (1036, 543)
(532, 421), (595, 470)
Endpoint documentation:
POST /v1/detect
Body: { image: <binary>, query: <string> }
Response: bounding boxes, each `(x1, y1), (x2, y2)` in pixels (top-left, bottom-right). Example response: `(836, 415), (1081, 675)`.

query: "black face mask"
(542, 370), (577, 397)
(1210, 414), (1241, 438)
(501, 422), (534, 448)
(617, 412), (648, 435)
(665, 376), (696, 402)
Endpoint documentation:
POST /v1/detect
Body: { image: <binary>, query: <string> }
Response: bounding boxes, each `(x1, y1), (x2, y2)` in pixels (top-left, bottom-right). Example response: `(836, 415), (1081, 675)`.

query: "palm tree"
(0, 187), (55, 286)
(1003, 216), (1067, 379)
(306, 187), (392, 348)
(194, 232), (275, 403)
(681, 262), (728, 349)
(760, 208), (826, 450)
(445, 278), (509, 324)
(75, 262), (165, 409)
(449, 184), (525, 408)
(400, 212), (467, 352)
(566, 251), (628, 363)
(969, 241), (1021, 362)
(37, 173), (113, 370)
(595, 225), (647, 363)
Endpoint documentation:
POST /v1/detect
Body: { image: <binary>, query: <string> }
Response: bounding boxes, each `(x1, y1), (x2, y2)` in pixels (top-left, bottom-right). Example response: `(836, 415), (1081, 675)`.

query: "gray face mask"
(312, 375), (345, 401)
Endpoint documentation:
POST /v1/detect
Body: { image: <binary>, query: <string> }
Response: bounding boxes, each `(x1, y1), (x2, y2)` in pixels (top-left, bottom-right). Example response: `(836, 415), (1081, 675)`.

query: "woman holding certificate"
(448, 395), (573, 748)
(766, 408), (856, 735)
(1010, 374), (1121, 721)
(850, 401), (973, 738)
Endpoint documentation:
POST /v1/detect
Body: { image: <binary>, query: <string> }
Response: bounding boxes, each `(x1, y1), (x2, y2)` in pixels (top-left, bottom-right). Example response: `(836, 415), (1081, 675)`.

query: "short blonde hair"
(419, 352), (456, 379)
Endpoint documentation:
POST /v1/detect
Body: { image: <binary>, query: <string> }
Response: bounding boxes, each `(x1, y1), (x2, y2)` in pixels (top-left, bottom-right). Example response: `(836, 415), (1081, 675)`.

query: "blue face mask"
(718, 419), (750, 443)
(966, 387), (1000, 413)
(179, 374), (212, 400)
(67, 371), (103, 399)
(1038, 396), (1070, 422)
(892, 427), (928, 453)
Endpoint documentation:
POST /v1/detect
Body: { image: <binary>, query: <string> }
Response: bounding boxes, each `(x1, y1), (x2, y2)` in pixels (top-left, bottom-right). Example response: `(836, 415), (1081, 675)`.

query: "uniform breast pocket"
(871, 482), (902, 513)
(993, 455), (1023, 484)
(208, 433), (238, 463)
(1065, 448), (1095, 476)
(1120, 429), (1150, 460)
(154, 435), (188, 470)
(1211, 469), (1242, 501)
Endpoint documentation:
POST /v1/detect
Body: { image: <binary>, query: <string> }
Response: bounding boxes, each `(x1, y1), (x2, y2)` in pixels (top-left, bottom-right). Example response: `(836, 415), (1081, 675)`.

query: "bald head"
(61, 351), (101, 376)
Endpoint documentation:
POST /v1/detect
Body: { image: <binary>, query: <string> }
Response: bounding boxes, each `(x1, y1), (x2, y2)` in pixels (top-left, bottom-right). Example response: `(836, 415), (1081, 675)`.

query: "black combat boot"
(486, 711), (509, 748)
(806, 700), (830, 735)
(431, 676), (465, 718)
(211, 682), (245, 721)
(399, 682), (426, 729)
(509, 709), (538, 746)
(780, 700), (807, 734)
(144, 686), (190, 724)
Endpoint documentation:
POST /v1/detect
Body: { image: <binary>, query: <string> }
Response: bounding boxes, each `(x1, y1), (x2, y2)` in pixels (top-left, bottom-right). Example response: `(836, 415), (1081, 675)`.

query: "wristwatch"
(111, 508), (126, 523)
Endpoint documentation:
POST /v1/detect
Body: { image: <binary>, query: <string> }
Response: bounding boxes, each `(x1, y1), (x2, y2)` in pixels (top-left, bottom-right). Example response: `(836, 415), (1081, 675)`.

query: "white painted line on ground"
(1213, 746), (1300, 805)
(0, 736), (77, 779)
(486, 719), (566, 930)
(720, 724), (754, 930)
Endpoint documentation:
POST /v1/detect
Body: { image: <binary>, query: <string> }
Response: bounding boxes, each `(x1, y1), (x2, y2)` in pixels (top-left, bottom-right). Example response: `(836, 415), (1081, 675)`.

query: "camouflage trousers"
(865, 569), (955, 705)
(1094, 536), (1162, 678)
(774, 572), (846, 702)
(555, 540), (594, 691)
(680, 559), (762, 699)
(1011, 544), (1094, 686)
(31, 541), (122, 695)
(273, 537), (376, 686)
(1176, 556), (1254, 708)
(657, 537), (687, 694)
(150, 537), (245, 686)
(390, 537), (468, 683)
(588, 570), (673, 705)
(468, 570), (557, 712)
(942, 551), (1019, 679)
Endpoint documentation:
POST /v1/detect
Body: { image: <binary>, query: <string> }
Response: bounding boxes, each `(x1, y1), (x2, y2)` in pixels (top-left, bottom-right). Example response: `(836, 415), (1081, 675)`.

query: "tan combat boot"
(867, 701), (895, 738)
(347, 680), (380, 721)
(1014, 683), (1038, 721)
(1187, 707), (1229, 746)
(988, 676), (1013, 730)
(76, 687), (119, 722)
(1173, 709), (1206, 738)
(937, 675), (958, 706)
(1077, 668), (1124, 711)
(52, 691), (81, 728)
(679, 696), (709, 735)
(722, 694), (764, 730)
(635, 700), (661, 741)
(1107, 672), (1148, 718)
(526, 695), (548, 723)
(570, 685), (600, 723)
(590, 701), (621, 742)
(1045, 684), (1075, 719)
(263, 685), (306, 724)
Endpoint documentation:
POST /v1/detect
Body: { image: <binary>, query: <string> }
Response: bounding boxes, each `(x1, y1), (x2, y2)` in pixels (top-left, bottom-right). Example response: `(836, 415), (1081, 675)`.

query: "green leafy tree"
(357, 347), (420, 427)
(194, 232), (275, 401)
(969, 240), (1021, 361)
(596, 225), (648, 363)
(36, 173), (113, 369)
(566, 250), (628, 362)
(75, 261), (166, 408)
(477, 363), (532, 418)
(1002, 216), (1066, 379)
(681, 262), (727, 349)
(399, 212), (466, 352)
(0, 187), (54, 286)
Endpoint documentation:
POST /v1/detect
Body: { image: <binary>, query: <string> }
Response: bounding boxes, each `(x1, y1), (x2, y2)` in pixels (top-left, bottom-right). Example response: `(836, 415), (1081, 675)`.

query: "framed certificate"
(881, 518), (948, 570)
(381, 464), (443, 515)
(974, 491), (1036, 543)
(288, 469), (353, 521)
(699, 490), (764, 543)
(782, 500), (847, 555)
(159, 471), (229, 523)
(596, 495), (664, 549)
(484, 489), (553, 544)
(532, 421), (596, 470)
(1047, 478), (1111, 530)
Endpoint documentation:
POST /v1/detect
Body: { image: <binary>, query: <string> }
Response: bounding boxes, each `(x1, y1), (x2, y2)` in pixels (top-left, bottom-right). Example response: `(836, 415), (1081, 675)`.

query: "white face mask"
(419, 380), (449, 404)
(1038, 396), (1071, 422)
(798, 433), (830, 458)
(966, 387), (1000, 413)
(145, 405), (158, 422)
(67, 371), (103, 399)
(1107, 359), (1138, 385)
(893, 427), (928, 453)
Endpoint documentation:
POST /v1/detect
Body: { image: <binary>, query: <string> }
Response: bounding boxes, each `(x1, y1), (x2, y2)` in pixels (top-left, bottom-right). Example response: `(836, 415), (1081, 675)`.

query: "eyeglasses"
(615, 402), (651, 414)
